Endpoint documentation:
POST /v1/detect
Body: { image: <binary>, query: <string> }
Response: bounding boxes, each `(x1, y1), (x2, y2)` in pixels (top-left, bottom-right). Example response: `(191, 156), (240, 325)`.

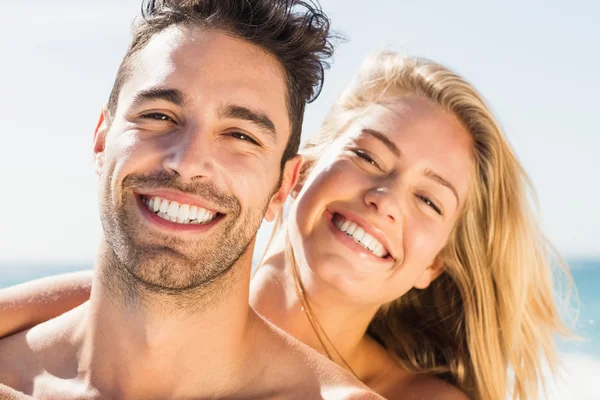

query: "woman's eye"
(417, 194), (442, 216)
(229, 131), (259, 145)
(140, 112), (174, 122)
(353, 149), (380, 168)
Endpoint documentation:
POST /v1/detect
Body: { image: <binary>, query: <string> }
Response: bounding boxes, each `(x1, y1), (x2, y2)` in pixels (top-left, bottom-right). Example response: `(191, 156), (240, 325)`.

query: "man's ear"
(264, 155), (303, 222)
(413, 256), (445, 290)
(289, 174), (304, 200)
(93, 106), (109, 176)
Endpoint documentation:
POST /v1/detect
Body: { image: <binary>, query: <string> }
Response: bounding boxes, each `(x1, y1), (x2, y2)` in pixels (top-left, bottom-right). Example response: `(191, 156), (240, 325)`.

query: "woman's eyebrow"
(424, 168), (460, 206)
(359, 127), (460, 205)
(361, 128), (400, 157)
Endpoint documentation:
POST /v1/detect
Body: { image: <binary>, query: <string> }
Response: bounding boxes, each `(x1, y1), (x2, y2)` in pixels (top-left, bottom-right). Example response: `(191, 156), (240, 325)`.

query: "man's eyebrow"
(131, 87), (188, 109)
(218, 104), (277, 142)
(361, 128), (400, 157)
(424, 169), (460, 206)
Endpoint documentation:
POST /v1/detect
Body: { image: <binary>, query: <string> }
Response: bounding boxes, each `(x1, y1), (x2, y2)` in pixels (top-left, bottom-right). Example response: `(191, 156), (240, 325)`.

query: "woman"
(0, 52), (573, 399)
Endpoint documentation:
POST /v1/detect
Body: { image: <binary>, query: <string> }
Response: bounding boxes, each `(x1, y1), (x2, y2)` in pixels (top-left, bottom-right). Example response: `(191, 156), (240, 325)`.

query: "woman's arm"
(0, 270), (93, 338)
(0, 384), (31, 400)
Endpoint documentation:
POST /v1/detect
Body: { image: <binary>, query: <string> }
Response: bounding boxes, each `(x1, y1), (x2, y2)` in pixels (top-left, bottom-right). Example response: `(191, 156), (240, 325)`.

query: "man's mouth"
(332, 213), (390, 259)
(140, 195), (220, 225)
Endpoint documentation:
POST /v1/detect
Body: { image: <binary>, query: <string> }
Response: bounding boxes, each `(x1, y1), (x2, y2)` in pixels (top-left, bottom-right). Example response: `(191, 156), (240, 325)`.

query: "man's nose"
(162, 125), (215, 182)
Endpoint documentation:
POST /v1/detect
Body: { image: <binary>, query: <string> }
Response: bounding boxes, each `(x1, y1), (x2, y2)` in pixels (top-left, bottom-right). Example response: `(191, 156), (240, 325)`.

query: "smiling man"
(0, 1), (380, 398)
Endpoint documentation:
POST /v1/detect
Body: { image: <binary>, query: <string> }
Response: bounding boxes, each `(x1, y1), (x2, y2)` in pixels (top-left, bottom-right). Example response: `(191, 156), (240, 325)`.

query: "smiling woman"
(249, 51), (574, 400)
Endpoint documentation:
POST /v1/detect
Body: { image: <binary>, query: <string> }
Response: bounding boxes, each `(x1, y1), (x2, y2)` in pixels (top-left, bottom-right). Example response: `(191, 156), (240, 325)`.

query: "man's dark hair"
(108, 0), (336, 168)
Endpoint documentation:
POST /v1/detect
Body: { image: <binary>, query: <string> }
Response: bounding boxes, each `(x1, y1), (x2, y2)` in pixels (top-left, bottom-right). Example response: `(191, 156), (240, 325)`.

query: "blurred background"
(0, 1), (598, 398)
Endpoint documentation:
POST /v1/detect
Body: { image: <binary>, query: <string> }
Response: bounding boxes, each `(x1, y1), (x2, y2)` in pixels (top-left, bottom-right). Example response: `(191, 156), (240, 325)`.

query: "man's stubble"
(96, 167), (279, 313)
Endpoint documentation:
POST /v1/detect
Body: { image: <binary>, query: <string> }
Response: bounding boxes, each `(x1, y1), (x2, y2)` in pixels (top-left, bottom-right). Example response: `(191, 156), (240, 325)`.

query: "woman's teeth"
(332, 214), (389, 258)
(142, 195), (217, 225)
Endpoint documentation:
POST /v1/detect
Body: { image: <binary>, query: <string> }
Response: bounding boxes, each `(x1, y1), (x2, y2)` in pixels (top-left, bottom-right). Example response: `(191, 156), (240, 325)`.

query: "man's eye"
(228, 131), (259, 145)
(417, 194), (442, 216)
(140, 112), (174, 122)
(352, 149), (380, 168)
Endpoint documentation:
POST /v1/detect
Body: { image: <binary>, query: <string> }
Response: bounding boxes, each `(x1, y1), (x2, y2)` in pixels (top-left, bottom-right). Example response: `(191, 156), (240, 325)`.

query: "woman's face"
(289, 97), (473, 306)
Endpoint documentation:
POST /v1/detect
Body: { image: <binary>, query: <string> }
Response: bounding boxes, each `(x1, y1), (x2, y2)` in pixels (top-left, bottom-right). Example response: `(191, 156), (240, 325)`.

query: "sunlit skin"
(0, 26), (380, 399)
(95, 25), (292, 294)
(251, 98), (473, 398)
(0, 80), (472, 397)
(293, 99), (471, 304)
(0, 96), (473, 399)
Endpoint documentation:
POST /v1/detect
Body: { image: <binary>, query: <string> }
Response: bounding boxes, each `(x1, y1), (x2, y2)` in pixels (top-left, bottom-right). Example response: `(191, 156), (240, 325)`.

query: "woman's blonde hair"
(268, 51), (575, 400)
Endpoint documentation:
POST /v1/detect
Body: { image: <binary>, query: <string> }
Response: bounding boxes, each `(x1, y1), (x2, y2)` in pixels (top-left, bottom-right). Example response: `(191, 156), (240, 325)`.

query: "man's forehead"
(131, 26), (285, 91)
(118, 26), (291, 134)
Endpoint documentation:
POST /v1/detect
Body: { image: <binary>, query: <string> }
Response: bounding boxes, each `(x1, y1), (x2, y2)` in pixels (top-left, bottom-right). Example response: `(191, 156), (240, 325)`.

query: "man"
(0, 1), (380, 398)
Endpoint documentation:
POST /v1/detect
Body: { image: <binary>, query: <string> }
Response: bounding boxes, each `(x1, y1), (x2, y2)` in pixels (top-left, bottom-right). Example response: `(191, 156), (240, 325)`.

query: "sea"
(1, 258), (599, 399)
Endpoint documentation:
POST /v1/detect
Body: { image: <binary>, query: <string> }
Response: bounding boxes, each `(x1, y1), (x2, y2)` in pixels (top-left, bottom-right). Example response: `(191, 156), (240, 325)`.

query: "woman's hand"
(0, 270), (93, 338)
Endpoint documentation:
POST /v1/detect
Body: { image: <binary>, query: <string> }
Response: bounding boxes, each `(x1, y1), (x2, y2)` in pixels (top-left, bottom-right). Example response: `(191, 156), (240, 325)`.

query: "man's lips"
(135, 188), (222, 215)
(135, 193), (224, 233)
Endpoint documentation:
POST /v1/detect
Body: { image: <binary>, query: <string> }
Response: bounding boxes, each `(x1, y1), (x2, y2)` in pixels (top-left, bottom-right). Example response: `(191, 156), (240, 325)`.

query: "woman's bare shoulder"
(375, 364), (467, 400)
(399, 373), (468, 400)
(361, 338), (468, 400)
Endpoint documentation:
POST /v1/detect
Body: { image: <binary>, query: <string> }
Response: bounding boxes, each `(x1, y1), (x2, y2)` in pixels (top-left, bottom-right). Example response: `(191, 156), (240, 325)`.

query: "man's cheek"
(232, 161), (276, 191)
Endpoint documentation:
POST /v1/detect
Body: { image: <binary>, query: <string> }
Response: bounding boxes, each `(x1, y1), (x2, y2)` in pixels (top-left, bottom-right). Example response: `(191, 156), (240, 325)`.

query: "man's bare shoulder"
(0, 306), (84, 395)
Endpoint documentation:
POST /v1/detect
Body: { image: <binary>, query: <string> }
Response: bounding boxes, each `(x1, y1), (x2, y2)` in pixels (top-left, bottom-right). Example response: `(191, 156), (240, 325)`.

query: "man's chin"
(119, 251), (196, 289)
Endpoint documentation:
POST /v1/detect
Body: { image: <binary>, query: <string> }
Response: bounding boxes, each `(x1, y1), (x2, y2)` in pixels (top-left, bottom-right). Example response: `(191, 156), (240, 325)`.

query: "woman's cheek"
(406, 221), (444, 262)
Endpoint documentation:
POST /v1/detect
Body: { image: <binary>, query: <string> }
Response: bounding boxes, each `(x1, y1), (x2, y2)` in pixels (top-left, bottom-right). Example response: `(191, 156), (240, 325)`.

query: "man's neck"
(75, 241), (263, 398)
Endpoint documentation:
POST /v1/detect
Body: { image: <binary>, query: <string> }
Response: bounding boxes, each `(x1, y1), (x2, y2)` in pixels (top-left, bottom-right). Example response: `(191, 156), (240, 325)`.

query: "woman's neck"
(249, 236), (382, 378)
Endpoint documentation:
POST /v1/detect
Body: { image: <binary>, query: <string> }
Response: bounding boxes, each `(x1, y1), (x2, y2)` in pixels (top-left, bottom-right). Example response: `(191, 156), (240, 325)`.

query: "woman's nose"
(364, 186), (401, 223)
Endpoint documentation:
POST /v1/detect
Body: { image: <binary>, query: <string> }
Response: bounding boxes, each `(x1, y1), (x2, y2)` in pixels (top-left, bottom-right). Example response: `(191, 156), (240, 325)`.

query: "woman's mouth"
(331, 213), (390, 258)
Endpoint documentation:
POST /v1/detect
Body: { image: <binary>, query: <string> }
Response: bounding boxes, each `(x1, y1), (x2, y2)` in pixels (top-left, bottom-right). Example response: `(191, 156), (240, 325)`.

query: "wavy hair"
(267, 51), (575, 400)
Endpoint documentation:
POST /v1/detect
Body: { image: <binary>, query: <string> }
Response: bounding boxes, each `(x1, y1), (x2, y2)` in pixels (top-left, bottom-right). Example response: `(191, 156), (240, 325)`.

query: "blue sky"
(0, 0), (598, 263)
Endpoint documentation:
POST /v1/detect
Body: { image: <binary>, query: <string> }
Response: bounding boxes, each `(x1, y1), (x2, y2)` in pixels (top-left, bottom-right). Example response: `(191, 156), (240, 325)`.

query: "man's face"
(94, 26), (294, 291)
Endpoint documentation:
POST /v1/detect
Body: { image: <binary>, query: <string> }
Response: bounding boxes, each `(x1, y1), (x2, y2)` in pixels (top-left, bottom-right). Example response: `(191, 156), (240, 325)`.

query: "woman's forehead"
(341, 100), (467, 147)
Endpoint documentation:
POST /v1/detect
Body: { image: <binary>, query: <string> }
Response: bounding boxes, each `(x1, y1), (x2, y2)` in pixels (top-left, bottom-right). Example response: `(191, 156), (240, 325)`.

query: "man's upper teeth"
(144, 196), (216, 224)
(333, 215), (388, 258)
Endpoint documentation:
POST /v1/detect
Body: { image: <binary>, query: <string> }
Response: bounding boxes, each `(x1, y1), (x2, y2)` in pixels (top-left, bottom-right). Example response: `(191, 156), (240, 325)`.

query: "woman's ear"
(413, 257), (445, 290)
(93, 106), (109, 176)
(264, 155), (304, 222)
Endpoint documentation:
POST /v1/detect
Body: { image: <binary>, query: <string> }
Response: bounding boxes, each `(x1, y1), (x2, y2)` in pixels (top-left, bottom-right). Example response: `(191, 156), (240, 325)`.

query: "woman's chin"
(303, 254), (380, 302)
